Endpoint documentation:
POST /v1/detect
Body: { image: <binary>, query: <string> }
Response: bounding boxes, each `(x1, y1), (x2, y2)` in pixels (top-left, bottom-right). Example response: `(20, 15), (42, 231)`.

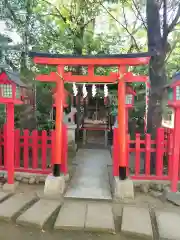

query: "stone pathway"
(65, 149), (112, 200)
(54, 201), (115, 232)
(0, 191), (180, 239)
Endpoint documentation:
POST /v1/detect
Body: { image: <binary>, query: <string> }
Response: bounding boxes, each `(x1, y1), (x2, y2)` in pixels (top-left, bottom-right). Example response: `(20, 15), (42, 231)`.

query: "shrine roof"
(29, 51), (151, 66)
(170, 72), (180, 87)
(172, 72), (180, 81)
(0, 69), (26, 87)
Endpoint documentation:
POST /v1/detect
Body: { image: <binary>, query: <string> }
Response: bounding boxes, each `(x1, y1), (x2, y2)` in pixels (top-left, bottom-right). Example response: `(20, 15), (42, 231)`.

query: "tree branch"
(167, 3), (180, 34)
(100, 3), (140, 51)
(162, 0), (168, 43)
(3, 0), (23, 25)
(122, 5), (128, 29)
(42, 0), (75, 36)
(83, 17), (96, 28)
(165, 38), (179, 63)
(132, 0), (147, 30)
(4, 56), (18, 71)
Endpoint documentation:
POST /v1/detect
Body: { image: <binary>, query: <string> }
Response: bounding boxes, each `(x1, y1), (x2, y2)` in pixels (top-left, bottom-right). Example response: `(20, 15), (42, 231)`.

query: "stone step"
(155, 210), (180, 240)
(0, 193), (37, 221)
(54, 201), (86, 230)
(55, 201), (115, 233)
(0, 191), (11, 203)
(85, 202), (115, 233)
(16, 199), (61, 228)
(121, 206), (153, 239)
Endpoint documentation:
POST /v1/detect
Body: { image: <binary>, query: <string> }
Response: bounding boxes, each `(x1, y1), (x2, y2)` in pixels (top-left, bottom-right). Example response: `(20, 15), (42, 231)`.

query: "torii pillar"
(114, 66), (134, 199)
(44, 65), (66, 197)
(118, 67), (127, 179)
(53, 65), (64, 176)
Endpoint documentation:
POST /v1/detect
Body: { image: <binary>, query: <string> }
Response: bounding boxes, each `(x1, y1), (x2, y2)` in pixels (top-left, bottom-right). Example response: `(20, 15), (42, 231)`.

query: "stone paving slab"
(0, 191), (11, 203)
(54, 201), (86, 230)
(0, 193), (37, 221)
(85, 202), (115, 233)
(65, 149), (112, 200)
(121, 206), (153, 239)
(155, 210), (180, 240)
(16, 199), (61, 229)
(165, 191), (180, 206)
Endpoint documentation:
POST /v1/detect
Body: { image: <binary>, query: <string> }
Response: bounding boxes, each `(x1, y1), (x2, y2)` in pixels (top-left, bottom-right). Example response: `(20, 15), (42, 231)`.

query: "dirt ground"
(0, 222), (136, 240)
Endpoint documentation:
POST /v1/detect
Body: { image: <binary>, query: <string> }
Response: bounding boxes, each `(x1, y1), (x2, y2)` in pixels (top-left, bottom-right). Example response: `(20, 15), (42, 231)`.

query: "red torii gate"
(29, 52), (150, 180)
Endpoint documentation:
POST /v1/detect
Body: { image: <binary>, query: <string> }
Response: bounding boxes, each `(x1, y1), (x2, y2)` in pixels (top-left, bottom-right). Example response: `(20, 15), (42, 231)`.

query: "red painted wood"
(14, 129), (20, 168)
(118, 66), (127, 168)
(0, 98), (23, 104)
(171, 108), (180, 192)
(63, 72), (118, 83)
(13, 168), (51, 174)
(2, 124), (179, 185)
(34, 56), (150, 66)
(6, 103), (15, 184)
(32, 130), (38, 169)
(156, 128), (165, 176)
(81, 127), (110, 131)
(135, 134), (141, 175)
(124, 73), (148, 83)
(168, 132), (173, 178)
(54, 66), (64, 166)
(61, 125), (68, 174)
(51, 130), (55, 166)
(145, 134), (151, 175)
(23, 130), (29, 169)
(126, 134), (130, 176)
(0, 129), (3, 166)
(37, 72), (148, 85)
(36, 72), (58, 82)
(113, 128), (119, 176)
(131, 175), (170, 180)
(3, 124), (7, 169)
(41, 130), (47, 170)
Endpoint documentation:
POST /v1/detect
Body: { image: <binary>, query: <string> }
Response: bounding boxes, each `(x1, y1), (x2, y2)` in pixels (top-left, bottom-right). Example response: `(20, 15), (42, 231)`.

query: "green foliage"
(0, 0), (180, 131)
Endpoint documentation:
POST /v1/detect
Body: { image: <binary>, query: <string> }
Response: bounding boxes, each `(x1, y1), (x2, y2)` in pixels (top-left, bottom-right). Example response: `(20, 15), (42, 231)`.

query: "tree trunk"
(146, 0), (167, 172)
(146, 0), (167, 137)
(147, 55), (167, 136)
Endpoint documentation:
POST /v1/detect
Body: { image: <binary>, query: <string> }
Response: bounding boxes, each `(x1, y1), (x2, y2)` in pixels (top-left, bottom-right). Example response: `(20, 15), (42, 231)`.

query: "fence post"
(168, 131), (173, 179)
(113, 128), (119, 176)
(51, 130), (55, 168)
(126, 134), (130, 176)
(62, 124), (68, 174)
(156, 128), (165, 176)
(23, 130), (29, 169)
(3, 124), (7, 169)
(135, 134), (140, 176)
(14, 129), (20, 168)
(6, 103), (15, 184)
(171, 108), (180, 192)
(42, 130), (47, 170)
(32, 130), (38, 169)
(145, 134), (151, 175)
(0, 128), (3, 166)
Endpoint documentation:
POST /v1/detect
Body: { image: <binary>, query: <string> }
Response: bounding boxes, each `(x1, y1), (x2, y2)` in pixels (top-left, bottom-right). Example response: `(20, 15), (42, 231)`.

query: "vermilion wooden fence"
(0, 124), (179, 192)
(0, 124), (68, 175)
(113, 127), (180, 191)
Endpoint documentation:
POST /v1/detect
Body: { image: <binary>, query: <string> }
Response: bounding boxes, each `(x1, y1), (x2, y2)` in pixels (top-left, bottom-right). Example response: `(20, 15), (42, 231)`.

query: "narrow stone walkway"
(65, 149), (112, 200)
